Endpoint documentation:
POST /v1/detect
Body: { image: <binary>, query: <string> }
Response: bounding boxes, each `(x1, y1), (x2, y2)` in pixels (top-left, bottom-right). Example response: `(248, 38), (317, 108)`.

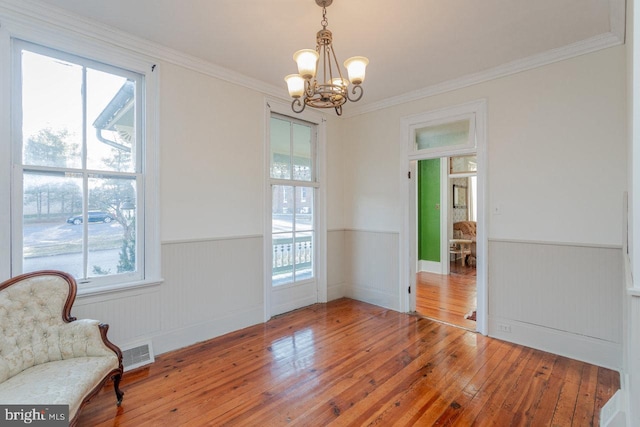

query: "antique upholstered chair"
(0, 270), (124, 426)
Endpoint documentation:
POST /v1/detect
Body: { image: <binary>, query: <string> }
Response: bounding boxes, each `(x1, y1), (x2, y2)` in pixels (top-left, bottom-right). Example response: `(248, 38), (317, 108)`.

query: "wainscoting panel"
(327, 229), (346, 301)
(344, 230), (400, 310)
(158, 236), (264, 353)
(489, 240), (623, 368)
(627, 292), (640, 425)
(74, 285), (162, 345)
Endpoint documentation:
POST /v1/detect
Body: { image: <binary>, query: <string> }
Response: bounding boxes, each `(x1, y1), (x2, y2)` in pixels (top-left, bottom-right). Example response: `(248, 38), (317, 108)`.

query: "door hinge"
(408, 171), (411, 179)
(408, 286), (411, 294)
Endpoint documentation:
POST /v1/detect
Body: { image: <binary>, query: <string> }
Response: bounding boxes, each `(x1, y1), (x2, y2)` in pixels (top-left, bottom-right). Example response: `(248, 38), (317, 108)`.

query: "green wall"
(418, 159), (440, 261)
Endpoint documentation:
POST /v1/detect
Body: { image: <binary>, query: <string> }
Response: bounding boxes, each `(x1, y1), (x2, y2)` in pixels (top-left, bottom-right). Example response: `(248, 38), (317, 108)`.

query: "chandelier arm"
(346, 84), (364, 102)
(304, 79), (315, 98)
(291, 98), (306, 113)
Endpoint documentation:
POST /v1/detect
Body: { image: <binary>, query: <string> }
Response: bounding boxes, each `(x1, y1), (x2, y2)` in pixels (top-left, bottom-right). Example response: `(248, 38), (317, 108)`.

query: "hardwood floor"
(78, 298), (618, 426)
(416, 264), (477, 330)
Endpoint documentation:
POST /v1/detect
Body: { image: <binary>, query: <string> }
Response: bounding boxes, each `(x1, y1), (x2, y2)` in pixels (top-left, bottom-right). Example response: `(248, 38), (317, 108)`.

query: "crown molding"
(0, 0), (289, 102)
(0, 0), (626, 120)
(343, 30), (624, 118)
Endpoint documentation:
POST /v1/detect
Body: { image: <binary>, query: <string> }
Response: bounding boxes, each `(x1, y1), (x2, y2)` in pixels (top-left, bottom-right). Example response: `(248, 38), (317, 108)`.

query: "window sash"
(269, 114), (317, 287)
(11, 39), (145, 287)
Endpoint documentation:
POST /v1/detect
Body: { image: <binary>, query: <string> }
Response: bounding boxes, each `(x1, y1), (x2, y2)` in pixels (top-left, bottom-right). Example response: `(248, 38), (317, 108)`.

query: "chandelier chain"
(285, 0), (368, 115)
(321, 6), (328, 29)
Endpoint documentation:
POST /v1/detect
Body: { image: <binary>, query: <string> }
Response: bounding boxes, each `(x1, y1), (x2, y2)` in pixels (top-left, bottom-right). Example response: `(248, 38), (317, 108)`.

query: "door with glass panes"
(269, 114), (318, 316)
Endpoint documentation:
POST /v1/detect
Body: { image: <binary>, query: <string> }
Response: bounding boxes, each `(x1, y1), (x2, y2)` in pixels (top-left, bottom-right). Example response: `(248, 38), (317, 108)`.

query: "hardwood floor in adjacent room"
(78, 298), (618, 427)
(416, 264), (477, 330)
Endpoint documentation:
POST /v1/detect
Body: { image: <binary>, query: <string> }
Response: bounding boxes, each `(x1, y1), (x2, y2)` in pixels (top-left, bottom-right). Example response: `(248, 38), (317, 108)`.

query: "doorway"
(400, 99), (487, 335)
(415, 156), (477, 330)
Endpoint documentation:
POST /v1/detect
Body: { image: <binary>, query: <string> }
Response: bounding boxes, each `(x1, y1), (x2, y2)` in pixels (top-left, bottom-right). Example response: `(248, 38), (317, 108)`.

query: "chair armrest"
(56, 319), (119, 359)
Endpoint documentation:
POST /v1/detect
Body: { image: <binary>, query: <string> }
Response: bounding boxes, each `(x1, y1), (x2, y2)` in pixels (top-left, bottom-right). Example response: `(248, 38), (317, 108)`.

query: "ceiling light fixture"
(285, 0), (369, 116)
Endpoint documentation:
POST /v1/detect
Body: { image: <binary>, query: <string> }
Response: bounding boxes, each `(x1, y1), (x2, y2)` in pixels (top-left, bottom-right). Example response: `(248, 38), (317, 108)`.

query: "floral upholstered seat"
(0, 270), (123, 426)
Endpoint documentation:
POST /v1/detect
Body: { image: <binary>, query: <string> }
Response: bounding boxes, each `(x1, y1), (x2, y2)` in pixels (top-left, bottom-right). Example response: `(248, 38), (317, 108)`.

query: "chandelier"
(285, 0), (369, 116)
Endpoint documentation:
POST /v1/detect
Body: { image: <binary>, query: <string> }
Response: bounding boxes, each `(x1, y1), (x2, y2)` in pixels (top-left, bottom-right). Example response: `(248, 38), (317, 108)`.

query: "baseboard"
(489, 316), (621, 370)
(600, 389), (627, 427)
(418, 260), (442, 274)
(151, 304), (264, 356)
(344, 284), (399, 311)
(271, 295), (318, 317)
(327, 282), (346, 301)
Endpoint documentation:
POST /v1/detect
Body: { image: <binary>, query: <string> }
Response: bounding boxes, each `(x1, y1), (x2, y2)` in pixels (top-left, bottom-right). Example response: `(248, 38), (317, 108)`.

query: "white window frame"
(0, 18), (161, 296)
(408, 110), (477, 159)
(264, 99), (327, 320)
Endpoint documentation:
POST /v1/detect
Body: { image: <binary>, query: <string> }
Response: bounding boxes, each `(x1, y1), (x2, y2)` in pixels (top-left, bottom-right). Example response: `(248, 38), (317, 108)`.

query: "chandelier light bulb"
(285, 0), (368, 115)
(344, 56), (369, 85)
(293, 49), (319, 80)
(285, 74), (305, 98)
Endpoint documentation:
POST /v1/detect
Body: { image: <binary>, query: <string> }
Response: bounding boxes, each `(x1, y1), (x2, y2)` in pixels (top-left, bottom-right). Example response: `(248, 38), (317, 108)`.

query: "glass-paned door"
(269, 114), (318, 315)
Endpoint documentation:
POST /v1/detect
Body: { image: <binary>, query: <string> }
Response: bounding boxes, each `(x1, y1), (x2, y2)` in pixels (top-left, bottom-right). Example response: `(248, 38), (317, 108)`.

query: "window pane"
(88, 176), (137, 276)
(416, 119), (470, 151)
(450, 155), (477, 174)
(292, 123), (312, 181)
(272, 185), (294, 233)
(22, 172), (83, 276)
(294, 232), (313, 282)
(87, 69), (135, 172)
(21, 51), (82, 169)
(270, 117), (291, 179)
(295, 187), (313, 231)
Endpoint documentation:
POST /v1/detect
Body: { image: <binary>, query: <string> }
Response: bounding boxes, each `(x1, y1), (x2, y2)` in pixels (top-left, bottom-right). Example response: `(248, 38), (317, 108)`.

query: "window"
(11, 40), (158, 291)
(269, 114), (317, 286)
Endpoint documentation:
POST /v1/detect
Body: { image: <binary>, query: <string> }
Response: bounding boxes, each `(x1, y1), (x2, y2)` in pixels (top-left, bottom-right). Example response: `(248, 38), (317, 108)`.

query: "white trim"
(345, 285), (399, 311)
(152, 303), (265, 356)
(0, 24), (10, 280)
(409, 113), (476, 158)
(418, 260), (441, 274)
(600, 389), (626, 427)
(0, 15), (162, 293)
(264, 98), (327, 320)
(162, 234), (263, 246)
(344, 32), (624, 118)
(0, 0), (288, 102)
(400, 99), (488, 335)
(489, 316), (622, 370)
(0, 0), (625, 122)
(440, 157), (450, 275)
(489, 237), (623, 250)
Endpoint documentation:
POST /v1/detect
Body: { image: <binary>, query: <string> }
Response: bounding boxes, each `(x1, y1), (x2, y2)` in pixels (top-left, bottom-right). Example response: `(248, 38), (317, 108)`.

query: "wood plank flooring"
(77, 298), (619, 426)
(416, 266), (477, 330)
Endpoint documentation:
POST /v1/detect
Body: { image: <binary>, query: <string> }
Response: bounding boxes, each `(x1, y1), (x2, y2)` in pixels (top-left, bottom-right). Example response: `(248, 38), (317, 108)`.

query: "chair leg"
(113, 373), (124, 406)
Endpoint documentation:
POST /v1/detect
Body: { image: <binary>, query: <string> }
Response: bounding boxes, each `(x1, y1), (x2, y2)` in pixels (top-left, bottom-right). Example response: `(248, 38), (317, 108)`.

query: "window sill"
(628, 287), (640, 298)
(76, 278), (164, 298)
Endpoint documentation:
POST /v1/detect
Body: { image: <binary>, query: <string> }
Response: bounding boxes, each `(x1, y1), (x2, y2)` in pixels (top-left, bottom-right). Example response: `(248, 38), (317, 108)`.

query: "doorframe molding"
(399, 99), (488, 335)
(264, 98), (327, 321)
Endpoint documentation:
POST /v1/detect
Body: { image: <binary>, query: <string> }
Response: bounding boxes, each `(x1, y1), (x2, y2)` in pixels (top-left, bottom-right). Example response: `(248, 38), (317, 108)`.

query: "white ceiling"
(31, 0), (621, 109)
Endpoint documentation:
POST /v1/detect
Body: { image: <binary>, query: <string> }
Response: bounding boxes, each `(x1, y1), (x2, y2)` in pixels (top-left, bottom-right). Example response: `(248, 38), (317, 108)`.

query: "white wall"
(0, 3), (348, 356)
(80, 60), (347, 352)
(625, 0), (640, 425)
(341, 45), (627, 368)
(343, 46), (627, 244)
(0, 1), (628, 375)
(160, 63), (265, 241)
